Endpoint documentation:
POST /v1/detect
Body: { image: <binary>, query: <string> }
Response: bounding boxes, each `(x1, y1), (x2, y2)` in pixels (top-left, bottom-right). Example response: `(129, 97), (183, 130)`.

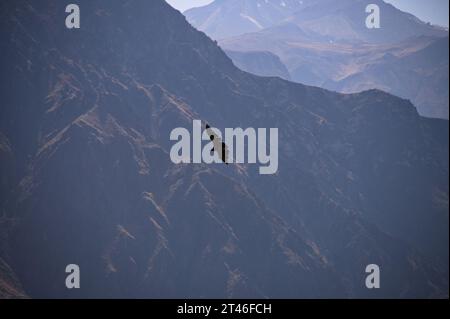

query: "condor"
(169, 120), (278, 175)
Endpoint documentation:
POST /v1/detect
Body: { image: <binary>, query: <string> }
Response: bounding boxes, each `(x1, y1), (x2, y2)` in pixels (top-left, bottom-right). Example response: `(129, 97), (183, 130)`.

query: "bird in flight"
(205, 123), (229, 165)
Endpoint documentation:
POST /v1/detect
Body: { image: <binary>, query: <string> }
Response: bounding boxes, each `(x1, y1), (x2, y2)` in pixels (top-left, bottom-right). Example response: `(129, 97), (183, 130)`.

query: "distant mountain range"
(184, 0), (309, 39)
(0, 0), (448, 298)
(224, 49), (291, 79)
(185, 0), (447, 42)
(185, 0), (449, 119)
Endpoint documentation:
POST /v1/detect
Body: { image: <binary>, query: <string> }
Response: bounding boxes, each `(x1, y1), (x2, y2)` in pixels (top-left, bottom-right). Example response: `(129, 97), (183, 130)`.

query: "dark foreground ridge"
(0, 0), (448, 298)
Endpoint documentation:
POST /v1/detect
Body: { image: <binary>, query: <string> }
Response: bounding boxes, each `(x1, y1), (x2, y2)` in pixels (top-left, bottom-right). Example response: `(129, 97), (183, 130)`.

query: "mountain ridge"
(185, 0), (447, 42)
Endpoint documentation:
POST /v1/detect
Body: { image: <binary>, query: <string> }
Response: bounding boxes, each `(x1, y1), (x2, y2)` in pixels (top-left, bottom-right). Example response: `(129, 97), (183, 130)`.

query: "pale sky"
(165, 0), (449, 27)
(165, 0), (213, 12)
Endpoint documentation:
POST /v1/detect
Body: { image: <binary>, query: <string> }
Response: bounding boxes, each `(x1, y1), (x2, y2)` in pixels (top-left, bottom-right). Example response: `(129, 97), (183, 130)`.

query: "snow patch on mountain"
(240, 13), (264, 29)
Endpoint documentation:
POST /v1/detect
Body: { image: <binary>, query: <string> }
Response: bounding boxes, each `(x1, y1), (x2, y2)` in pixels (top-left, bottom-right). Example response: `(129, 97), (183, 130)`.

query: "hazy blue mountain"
(280, 0), (447, 44)
(223, 30), (449, 118)
(225, 50), (291, 79)
(185, 0), (447, 42)
(0, 0), (448, 298)
(184, 0), (309, 39)
(212, 7), (448, 118)
(325, 36), (449, 119)
(187, 0), (449, 118)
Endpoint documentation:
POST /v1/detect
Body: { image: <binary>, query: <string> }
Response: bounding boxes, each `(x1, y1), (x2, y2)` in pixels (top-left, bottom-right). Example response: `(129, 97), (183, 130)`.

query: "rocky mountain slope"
(0, 0), (448, 298)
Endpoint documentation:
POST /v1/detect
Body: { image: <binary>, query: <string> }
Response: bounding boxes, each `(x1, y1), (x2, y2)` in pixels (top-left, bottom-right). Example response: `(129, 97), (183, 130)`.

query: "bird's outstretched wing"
(205, 123), (229, 165)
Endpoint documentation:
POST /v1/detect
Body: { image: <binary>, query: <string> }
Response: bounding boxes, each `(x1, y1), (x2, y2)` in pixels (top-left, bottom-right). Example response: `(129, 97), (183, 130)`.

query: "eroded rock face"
(0, 0), (448, 298)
